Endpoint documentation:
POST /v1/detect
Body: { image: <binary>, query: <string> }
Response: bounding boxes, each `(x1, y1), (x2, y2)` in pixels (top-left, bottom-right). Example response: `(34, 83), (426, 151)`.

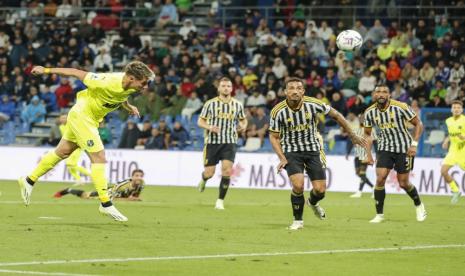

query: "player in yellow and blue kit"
(18, 61), (154, 221)
(441, 100), (465, 204)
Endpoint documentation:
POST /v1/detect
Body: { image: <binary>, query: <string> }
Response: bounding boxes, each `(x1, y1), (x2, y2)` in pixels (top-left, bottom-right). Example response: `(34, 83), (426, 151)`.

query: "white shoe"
(307, 199), (326, 220)
(350, 191), (362, 198)
(287, 220), (304, 230)
(99, 204), (128, 222)
(415, 203), (427, 222)
(369, 214), (385, 223)
(18, 177), (33, 206)
(451, 192), (461, 204)
(214, 199), (224, 210)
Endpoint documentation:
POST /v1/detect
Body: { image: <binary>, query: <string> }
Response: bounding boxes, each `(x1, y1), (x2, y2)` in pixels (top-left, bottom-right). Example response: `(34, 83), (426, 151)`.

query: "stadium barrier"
(0, 146), (462, 196)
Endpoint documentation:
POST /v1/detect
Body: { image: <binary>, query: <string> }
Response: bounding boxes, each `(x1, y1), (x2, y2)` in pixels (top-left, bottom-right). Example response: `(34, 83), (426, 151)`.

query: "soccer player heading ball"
(19, 61), (154, 221)
(269, 77), (367, 230)
(364, 85), (427, 223)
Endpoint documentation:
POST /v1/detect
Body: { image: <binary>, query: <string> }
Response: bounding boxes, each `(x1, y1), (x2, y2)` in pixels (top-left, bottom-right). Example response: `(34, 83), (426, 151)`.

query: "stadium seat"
(240, 137), (262, 152)
(424, 130), (446, 146)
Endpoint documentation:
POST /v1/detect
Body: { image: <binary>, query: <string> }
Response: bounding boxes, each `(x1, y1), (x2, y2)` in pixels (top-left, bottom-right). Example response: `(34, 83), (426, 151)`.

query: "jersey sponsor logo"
(87, 140), (94, 147)
(379, 122), (397, 129)
(103, 102), (121, 109)
(288, 123), (311, 132)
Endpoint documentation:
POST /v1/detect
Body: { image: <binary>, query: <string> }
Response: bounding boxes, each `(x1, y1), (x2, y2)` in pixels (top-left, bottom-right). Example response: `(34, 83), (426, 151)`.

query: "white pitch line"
(0, 269), (98, 276)
(0, 244), (463, 268)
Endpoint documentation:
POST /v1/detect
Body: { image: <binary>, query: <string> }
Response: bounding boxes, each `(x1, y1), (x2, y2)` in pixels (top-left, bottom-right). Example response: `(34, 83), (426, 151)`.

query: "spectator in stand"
(145, 128), (164, 149)
(20, 95), (46, 126)
(157, 119), (171, 149)
(137, 120), (153, 146)
(386, 60), (401, 84)
(429, 80), (447, 101)
(246, 107), (269, 144)
(419, 60), (435, 84)
(317, 20), (333, 43)
(170, 121), (189, 149)
(246, 90), (266, 107)
(55, 78), (73, 109)
(365, 19), (387, 45)
(40, 85), (57, 112)
(179, 18), (196, 40)
(181, 91), (202, 121)
(427, 95), (447, 107)
(118, 120), (141, 149)
(434, 17), (451, 39)
(44, 113), (65, 146)
(445, 81), (460, 105)
(157, 0), (178, 28)
(98, 121), (112, 145)
(0, 94), (15, 124)
(56, 0), (73, 18)
(449, 62), (465, 83)
(377, 38), (395, 61)
(330, 91), (347, 117)
(180, 77), (195, 97)
(94, 47), (112, 72)
(323, 68), (341, 91)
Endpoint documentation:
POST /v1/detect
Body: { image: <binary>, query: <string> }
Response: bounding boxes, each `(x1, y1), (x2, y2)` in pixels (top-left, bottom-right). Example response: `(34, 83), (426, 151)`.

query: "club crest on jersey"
(87, 140), (94, 147)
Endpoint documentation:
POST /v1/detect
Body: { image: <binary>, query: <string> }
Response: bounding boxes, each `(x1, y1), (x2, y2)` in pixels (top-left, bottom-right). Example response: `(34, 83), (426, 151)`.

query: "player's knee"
(399, 181), (410, 190)
(293, 185), (304, 194)
(203, 171), (214, 179)
(222, 167), (232, 176)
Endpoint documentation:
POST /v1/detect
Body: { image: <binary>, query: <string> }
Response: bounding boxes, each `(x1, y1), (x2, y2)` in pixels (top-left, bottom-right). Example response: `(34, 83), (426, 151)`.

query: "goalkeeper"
(54, 169), (145, 201)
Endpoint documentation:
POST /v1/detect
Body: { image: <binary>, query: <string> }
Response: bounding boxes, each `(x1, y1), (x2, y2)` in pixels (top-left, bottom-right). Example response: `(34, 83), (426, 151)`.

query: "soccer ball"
(336, 30), (363, 51)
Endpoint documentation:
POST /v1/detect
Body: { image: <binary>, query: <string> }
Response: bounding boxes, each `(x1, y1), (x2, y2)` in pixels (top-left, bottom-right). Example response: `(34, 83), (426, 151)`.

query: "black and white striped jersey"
(199, 97), (246, 144)
(269, 96), (331, 153)
(353, 127), (376, 160)
(364, 99), (417, 153)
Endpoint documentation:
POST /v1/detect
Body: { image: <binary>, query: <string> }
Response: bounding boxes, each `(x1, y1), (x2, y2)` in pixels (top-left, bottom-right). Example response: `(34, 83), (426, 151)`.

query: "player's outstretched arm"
(31, 66), (88, 81)
(363, 126), (375, 165)
(328, 108), (368, 148)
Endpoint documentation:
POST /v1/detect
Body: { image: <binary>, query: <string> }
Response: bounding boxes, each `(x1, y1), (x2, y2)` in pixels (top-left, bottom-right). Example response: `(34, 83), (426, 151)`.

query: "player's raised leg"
(19, 138), (78, 205)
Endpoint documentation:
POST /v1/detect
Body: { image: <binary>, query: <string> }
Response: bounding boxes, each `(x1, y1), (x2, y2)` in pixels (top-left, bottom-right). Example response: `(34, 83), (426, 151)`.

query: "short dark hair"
(284, 77), (305, 89)
(374, 84), (390, 92)
(451, 100), (463, 107)
(132, 169), (144, 176)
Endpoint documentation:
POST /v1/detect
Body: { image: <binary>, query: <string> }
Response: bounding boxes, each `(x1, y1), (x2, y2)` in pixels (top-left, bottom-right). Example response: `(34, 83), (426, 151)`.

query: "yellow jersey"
(446, 114), (465, 152)
(72, 72), (136, 122)
(59, 124), (67, 135)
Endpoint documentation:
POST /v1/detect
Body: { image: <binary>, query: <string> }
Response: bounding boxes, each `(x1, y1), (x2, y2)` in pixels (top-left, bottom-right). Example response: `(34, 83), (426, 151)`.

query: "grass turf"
(0, 180), (464, 275)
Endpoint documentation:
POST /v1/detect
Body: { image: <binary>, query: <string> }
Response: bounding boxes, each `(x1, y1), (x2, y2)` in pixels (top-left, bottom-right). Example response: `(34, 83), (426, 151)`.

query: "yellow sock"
(91, 163), (110, 203)
(66, 165), (81, 181)
(29, 151), (63, 182)
(76, 166), (91, 177)
(449, 180), (460, 193)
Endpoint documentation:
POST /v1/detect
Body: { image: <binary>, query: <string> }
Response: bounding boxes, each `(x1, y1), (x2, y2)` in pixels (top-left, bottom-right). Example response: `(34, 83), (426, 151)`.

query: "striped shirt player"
(197, 77), (248, 210)
(269, 77), (365, 230)
(364, 85), (426, 223)
(200, 97), (245, 145)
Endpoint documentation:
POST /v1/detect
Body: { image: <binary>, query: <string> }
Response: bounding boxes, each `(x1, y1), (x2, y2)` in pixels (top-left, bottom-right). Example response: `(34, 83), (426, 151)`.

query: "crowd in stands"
(0, 0), (464, 151)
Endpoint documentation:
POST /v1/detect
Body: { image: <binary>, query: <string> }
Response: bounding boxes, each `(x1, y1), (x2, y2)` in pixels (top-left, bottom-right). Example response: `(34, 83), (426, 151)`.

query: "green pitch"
(0, 180), (464, 275)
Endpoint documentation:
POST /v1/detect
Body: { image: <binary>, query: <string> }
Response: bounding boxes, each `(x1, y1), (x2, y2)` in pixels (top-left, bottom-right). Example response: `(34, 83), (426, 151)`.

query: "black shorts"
(354, 157), (368, 170)
(376, 151), (414, 174)
(203, 143), (237, 166)
(284, 151), (326, 181)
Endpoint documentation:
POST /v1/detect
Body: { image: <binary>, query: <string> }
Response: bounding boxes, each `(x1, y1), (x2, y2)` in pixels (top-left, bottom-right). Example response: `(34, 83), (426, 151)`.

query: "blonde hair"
(124, 61), (154, 80)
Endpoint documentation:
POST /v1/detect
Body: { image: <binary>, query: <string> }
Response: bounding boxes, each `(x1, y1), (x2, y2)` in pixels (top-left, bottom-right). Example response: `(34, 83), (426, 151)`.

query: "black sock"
(374, 186), (386, 214)
(59, 188), (70, 196)
(309, 189), (325, 205)
(291, 191), (305, 220)
(358, 180), (365, 191)
(68, 189), (84, 197)
(26, 176), (35, 186)
(218, 176), (230, 200)
(405, 185), (421, 206)
(101, 201), (113, 207)
(361, 175), (374, 187)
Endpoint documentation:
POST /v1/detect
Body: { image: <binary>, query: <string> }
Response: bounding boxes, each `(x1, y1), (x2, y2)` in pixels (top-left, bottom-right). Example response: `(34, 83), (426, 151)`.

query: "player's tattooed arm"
(408, 116), (423, 156)
(363, 126), (375, 165)
(328, 108), (368, 148)
(31, 66), (88, 81)
(269, 131), (287, 173)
